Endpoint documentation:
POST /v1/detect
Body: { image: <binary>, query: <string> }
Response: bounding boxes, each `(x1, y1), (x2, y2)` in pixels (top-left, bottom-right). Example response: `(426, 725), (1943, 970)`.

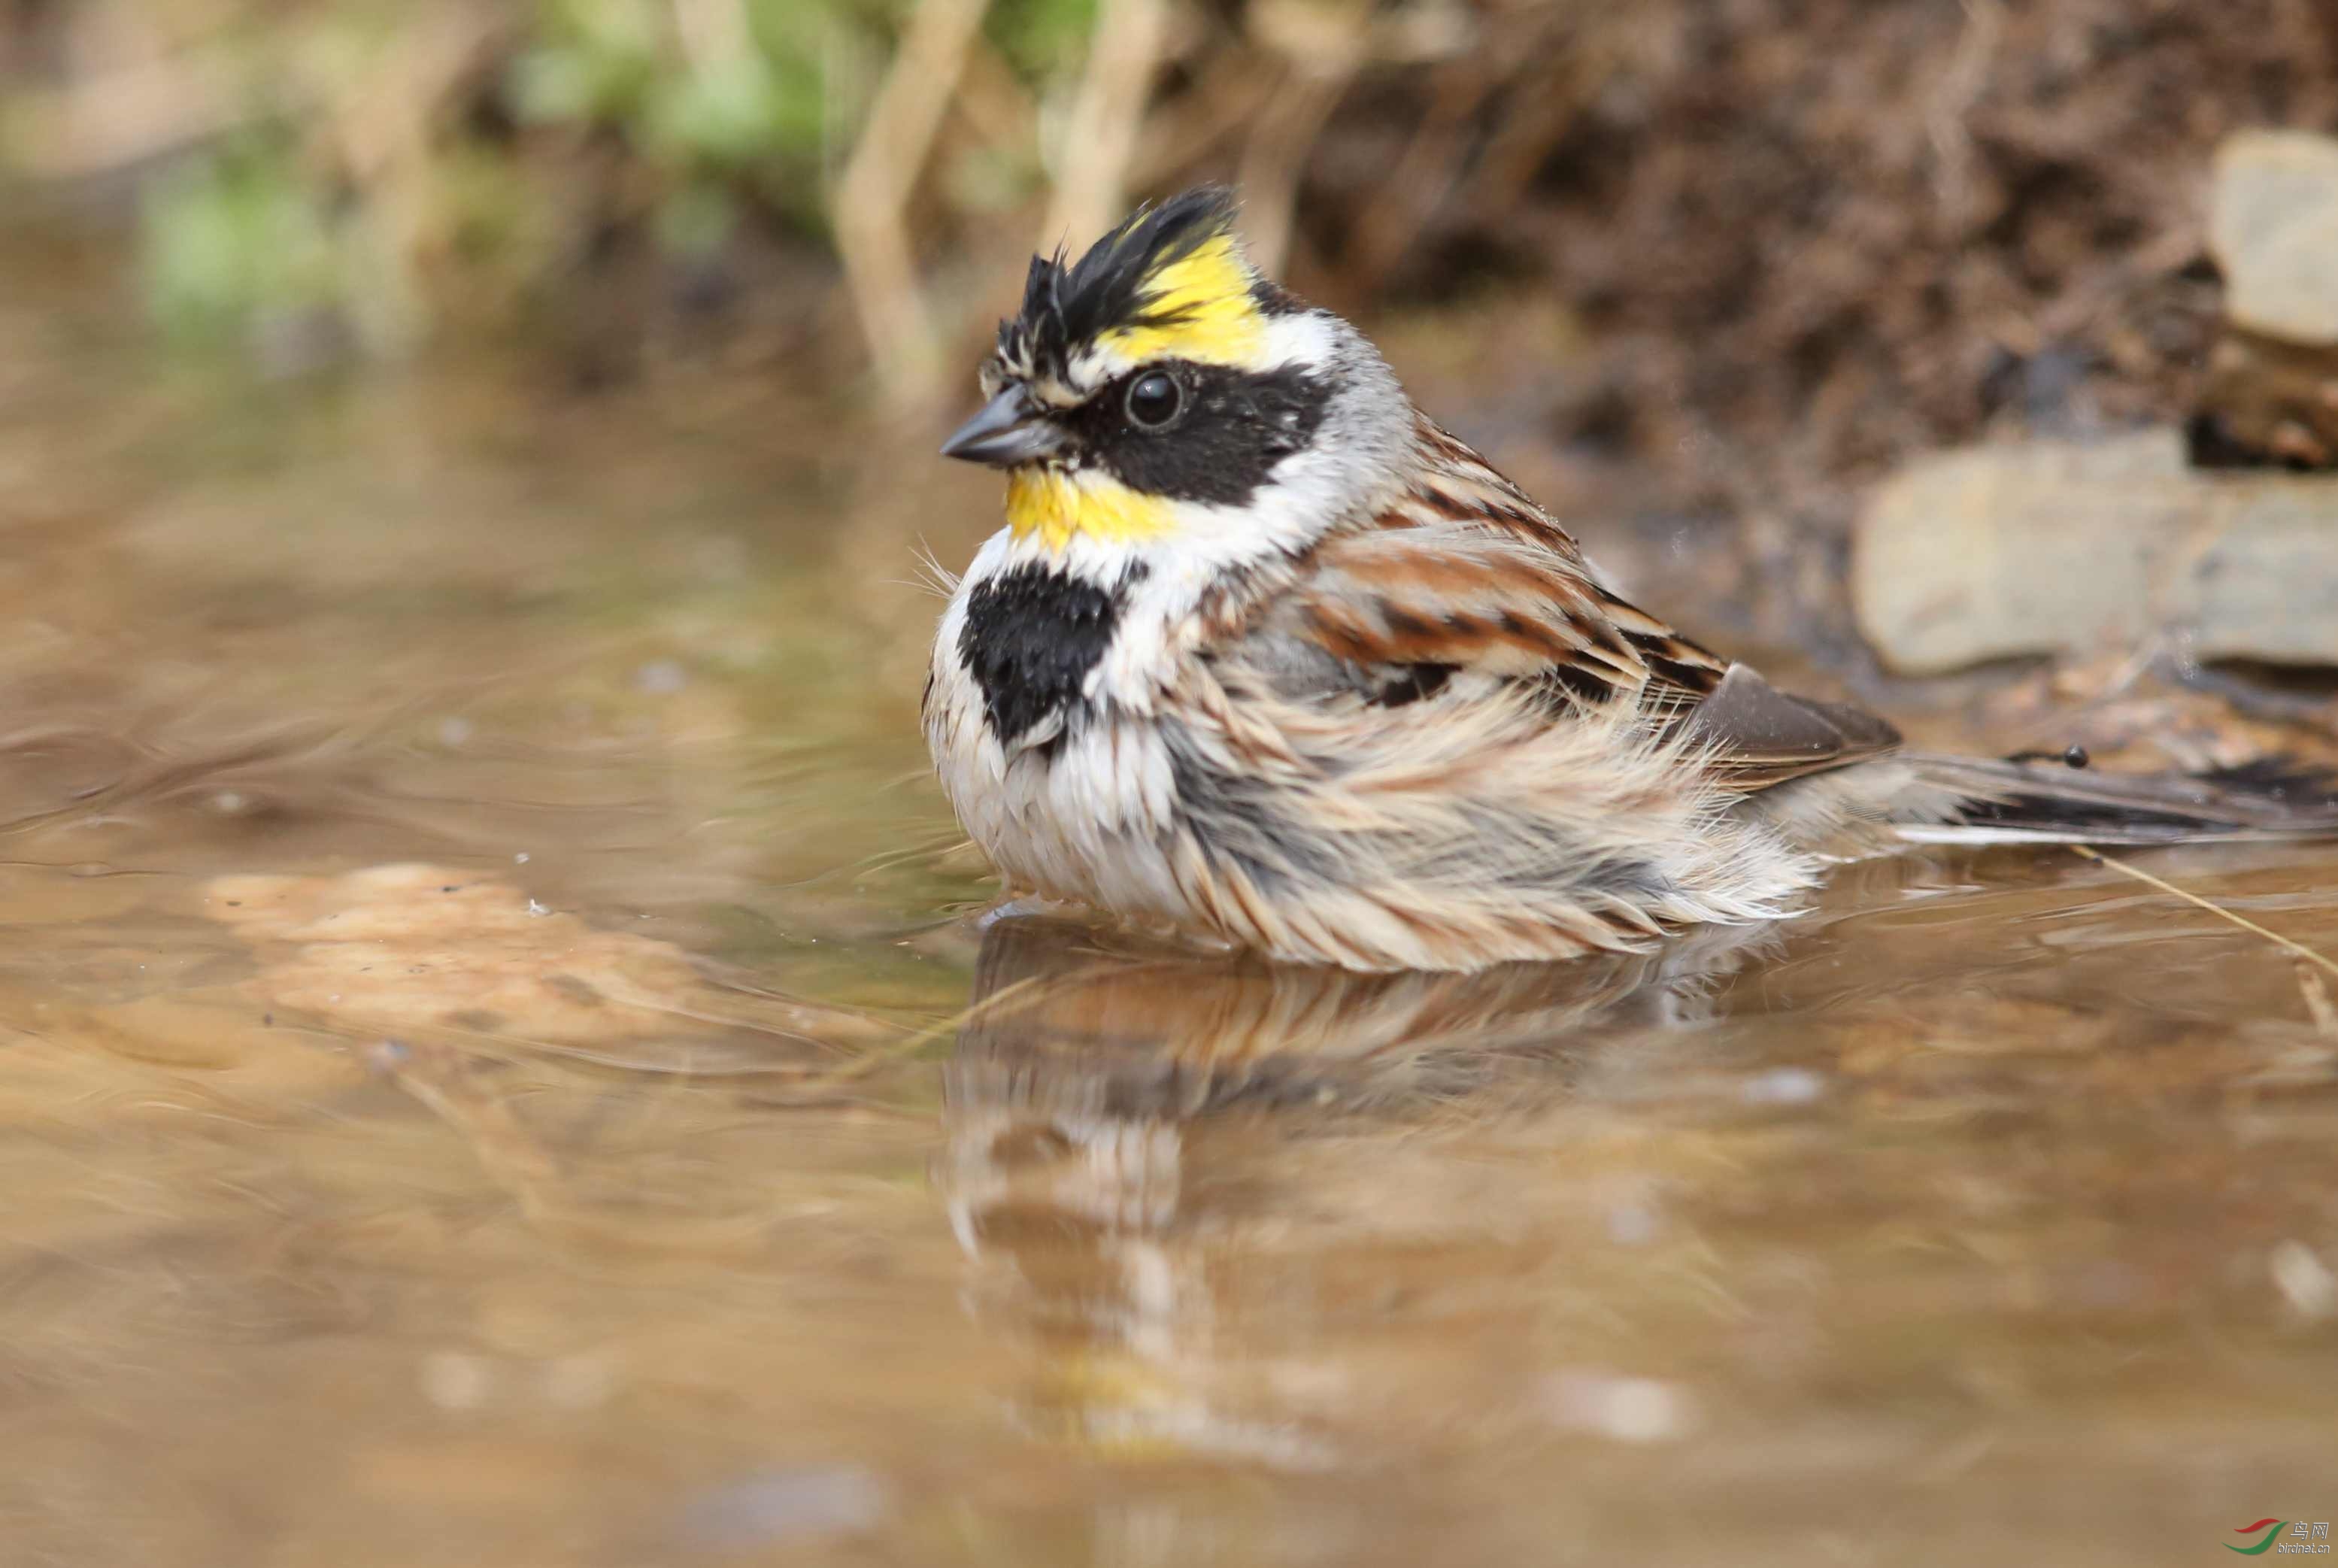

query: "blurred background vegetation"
(5, 0), (2336, 644)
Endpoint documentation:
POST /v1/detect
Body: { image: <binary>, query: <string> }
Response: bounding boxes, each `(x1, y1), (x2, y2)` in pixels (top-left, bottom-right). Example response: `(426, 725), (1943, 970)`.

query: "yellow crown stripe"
(1005, 469), (1177, 551)
(1096, 234), (1267, 368)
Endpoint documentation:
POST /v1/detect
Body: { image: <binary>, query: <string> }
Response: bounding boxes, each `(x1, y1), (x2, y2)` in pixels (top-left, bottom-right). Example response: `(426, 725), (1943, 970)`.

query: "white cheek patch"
(1259, 310), (1339, 371)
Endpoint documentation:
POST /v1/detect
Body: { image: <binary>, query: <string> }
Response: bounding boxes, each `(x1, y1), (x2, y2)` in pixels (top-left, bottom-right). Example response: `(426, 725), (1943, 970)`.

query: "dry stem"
(2069, 845), (2338, 983)
(832, 0), (992, 408)
(1044, 0), (1173, 251)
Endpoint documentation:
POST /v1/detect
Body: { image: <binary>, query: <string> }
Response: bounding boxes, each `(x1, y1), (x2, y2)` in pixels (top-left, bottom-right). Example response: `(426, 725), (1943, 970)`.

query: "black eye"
(1124, 372), (1183, 429)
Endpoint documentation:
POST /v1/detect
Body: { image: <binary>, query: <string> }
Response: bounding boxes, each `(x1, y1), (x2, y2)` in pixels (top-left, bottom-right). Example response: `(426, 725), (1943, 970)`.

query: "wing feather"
(1217, 419), (1898, 791)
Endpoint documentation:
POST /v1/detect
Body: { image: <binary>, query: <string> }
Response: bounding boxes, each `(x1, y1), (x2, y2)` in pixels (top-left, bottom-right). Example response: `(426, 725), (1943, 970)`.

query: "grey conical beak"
(940, 387), (1063, 467)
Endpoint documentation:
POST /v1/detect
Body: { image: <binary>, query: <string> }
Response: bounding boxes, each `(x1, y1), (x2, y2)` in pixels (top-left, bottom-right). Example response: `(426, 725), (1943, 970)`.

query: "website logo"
(2230, 1521), (2332, 1555)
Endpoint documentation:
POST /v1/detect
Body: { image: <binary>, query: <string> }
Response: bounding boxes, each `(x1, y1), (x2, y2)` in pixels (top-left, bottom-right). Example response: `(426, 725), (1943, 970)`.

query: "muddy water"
(5, 263), (2338, 1568)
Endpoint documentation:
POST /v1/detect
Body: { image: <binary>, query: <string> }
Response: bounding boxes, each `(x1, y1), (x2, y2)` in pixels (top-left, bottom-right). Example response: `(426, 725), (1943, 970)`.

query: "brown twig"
(7, 48), (247, 179)
(952, 35), (1042, 161)
(2300, 964), (2338, 1039)
(2069, 845), (2338, 981)
(1130, 51), (1280, 190)
(1347, 62), (1495, 292)
(1924, 0), (2003, 226)
(832, 0), (992, 408)
(1234, 62), (1355, 280)
(669, 0), (751, 71)
(1043, 0), (1173, 250)
(1458, 32), (1595, 225)
(321, 5), (511, 351)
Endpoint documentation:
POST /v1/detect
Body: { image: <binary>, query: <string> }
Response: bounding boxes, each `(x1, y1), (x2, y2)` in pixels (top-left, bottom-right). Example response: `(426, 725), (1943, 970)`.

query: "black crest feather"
(999, 187), (1243, 378)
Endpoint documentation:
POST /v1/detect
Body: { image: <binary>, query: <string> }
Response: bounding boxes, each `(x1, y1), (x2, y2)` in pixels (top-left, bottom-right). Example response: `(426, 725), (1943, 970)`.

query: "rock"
(2191, 132), (2338, 470)
(205, 861), (886, 1060)
(2190, 329), (2338, 472)
(2209, 129), (2338, 347)
(676, 1468), (890, 1551)
(1852, 429), (2338, 674)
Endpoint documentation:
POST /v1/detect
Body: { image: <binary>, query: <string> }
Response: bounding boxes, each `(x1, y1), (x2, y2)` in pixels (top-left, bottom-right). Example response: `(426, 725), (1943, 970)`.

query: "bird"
(923, 186), (2338, 972)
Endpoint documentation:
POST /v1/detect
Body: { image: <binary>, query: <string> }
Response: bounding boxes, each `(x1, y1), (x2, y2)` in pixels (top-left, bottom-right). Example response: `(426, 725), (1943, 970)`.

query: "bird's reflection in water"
(938, 914), (1786, 1466)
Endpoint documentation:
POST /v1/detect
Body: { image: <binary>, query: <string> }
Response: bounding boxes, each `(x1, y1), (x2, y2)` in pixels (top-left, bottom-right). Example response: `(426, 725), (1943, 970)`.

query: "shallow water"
(5, 262), (2338, 1567)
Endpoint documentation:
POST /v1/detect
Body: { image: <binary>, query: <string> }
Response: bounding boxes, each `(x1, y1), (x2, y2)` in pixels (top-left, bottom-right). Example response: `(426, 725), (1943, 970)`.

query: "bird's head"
(942, 187), (1409, 564)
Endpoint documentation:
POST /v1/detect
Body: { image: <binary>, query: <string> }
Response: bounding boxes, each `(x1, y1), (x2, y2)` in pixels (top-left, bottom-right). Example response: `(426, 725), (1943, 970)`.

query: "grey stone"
(1851, 429), (2338, 675)
(676, 1466), (889, 1551)
(2209, 129), (2338, 347)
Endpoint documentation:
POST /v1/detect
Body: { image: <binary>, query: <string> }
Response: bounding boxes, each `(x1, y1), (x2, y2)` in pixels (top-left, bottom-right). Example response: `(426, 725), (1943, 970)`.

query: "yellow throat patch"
(1005, 468), (1175, 552)
(1096, 233), (1268, 369)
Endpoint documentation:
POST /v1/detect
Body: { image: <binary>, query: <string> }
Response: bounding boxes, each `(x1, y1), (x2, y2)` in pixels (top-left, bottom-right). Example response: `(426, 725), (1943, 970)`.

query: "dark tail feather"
(1900, 754), (2338, 846)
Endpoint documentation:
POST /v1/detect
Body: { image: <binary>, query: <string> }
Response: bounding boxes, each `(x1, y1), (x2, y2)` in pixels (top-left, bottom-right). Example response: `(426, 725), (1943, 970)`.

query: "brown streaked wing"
(1282, 523), (1647, 695)
(1261, 529), (1901, 790)
(1230, 415), (1900, 790)
(1390, 423), (1901, 787)
(1396, 417), (1586, 554)
(1587, 585), (1730, 714)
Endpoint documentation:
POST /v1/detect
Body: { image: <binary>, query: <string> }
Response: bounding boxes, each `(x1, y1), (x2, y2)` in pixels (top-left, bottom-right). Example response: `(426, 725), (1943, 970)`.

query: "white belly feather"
(924, 529), (1200, 923)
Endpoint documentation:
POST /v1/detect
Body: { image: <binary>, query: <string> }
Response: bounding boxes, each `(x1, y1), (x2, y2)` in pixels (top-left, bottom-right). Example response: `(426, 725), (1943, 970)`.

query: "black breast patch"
(959, 563), (1145, 746)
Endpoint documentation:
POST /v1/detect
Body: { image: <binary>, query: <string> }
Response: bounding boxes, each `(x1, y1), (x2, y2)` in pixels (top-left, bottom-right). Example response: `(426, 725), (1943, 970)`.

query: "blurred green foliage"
(142, 141), (347, 345)
(120, 0), (1096, 353)
(988, 0), (1099, 78)
(512, 1), (827, 177)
